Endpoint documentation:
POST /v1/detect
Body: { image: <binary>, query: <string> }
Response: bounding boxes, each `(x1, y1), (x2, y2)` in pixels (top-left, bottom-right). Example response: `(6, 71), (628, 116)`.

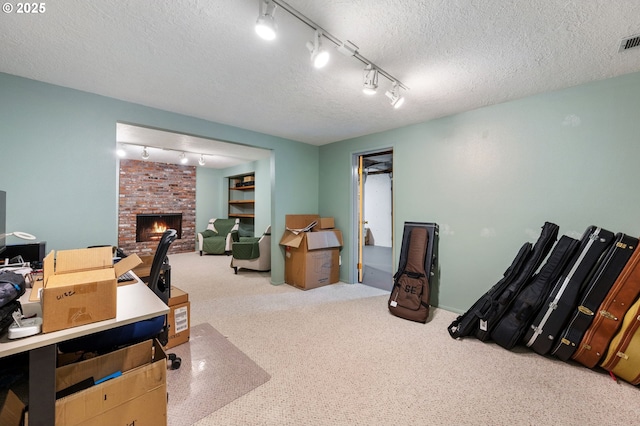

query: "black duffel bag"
(0, 271), (26, 334)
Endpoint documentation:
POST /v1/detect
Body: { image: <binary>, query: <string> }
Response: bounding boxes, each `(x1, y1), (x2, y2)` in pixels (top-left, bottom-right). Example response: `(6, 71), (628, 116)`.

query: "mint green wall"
(320, 71), (640, 313)
(195, 167), (224, 243)
(0, 73), (318, 285)
(253, 157), (272, 236)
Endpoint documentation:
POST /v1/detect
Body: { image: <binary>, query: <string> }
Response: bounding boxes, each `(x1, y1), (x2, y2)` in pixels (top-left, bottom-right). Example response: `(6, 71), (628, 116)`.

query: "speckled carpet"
(166, 323), (270, 426)
(167, 251), (640, 426)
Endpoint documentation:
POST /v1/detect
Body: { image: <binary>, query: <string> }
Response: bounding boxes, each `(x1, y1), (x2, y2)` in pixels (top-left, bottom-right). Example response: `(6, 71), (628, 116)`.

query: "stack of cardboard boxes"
(280, 214), (343, 290)
(2, 339), (168, 426)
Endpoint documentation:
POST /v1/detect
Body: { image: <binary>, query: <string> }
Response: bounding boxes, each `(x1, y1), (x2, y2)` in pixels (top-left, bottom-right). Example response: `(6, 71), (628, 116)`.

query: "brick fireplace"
(118, 160), (195, 255)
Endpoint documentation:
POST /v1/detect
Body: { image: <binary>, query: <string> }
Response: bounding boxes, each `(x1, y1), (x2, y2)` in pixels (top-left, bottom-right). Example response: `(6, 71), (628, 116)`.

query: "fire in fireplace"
(136, 213), (182, 242)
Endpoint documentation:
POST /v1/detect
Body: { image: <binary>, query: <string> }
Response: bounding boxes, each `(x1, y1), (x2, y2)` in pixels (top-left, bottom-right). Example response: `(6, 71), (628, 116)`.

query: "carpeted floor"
(168, 251), (639, 426)
(167, 323), (270, 426)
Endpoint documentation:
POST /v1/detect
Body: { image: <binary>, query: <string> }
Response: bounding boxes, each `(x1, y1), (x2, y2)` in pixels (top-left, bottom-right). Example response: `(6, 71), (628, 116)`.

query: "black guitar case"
(551, 233), (637, 361)
(388, 222), (438, 323)
(524, 226), (614, 355)
(447, 222), (559, 340)
(448, 242), (531, 339)
(491, 235), (579, 350)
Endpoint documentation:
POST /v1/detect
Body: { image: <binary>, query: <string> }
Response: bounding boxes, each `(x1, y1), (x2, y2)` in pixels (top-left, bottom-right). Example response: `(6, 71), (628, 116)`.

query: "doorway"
(354, 149), (393, 291)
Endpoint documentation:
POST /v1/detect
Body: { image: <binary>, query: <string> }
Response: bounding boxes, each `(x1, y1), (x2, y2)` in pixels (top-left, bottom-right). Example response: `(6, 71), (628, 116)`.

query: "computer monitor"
(0, 190), (6, 257)
(4, 242), (46, 267)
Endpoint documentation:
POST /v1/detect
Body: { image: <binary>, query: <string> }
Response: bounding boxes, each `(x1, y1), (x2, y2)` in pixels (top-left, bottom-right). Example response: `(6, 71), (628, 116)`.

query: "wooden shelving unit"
(228, 173), (255, 228)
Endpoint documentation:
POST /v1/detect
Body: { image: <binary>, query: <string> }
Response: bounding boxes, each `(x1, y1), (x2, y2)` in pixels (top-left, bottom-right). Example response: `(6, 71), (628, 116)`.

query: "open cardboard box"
(32, 246), (141, 333)
(0, 339), (167, 426)
(52, 338), (167, 426)
(281, 215), (343, 290)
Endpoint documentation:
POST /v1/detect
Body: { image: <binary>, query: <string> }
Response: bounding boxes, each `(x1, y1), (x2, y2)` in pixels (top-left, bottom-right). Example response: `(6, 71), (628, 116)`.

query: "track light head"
(306, 30), (329, 69)
(179, 152), (188, 164)
(198, 154), (206, 166)
(141, 146), (150, 160)
(255, 0), (277, 41)
(385, 82), (405, 109)
(363, 64), (379, 95)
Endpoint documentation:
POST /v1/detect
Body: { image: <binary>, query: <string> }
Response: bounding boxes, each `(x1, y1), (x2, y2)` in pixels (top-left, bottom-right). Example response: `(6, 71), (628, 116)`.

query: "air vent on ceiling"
(619, 34), (640, 52)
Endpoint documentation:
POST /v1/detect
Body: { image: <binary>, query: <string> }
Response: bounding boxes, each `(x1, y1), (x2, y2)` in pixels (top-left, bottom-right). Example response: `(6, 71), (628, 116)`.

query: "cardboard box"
(39, 247), (142, 333)
(0, 390), (22, 426)
(0, 339), (167, 426)
(280, 223), (343, 290)
(165, 286), (190, 349)
(317, 217), (335, 230)
(53, 339), (166, 426)
(131, 254), (154, 283)
(285, 214), (320, 231)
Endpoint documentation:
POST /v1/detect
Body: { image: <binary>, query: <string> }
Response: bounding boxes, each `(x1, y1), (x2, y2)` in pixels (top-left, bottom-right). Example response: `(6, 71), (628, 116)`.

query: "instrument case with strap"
(551, 233), (637, 361)
(491, 235), (579, 350)
(600, 295), (640, 384)
(475, 222), (559, 341)
(573, 237), (640, 368)
(388, 222), (438, 323)
(525, 226), (614, 355)
(447, 222), (558, 340)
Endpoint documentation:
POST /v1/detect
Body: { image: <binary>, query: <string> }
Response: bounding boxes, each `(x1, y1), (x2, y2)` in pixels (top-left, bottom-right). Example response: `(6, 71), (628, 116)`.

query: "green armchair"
(197, 218), (239, 255)
(231, 225), (271, 273)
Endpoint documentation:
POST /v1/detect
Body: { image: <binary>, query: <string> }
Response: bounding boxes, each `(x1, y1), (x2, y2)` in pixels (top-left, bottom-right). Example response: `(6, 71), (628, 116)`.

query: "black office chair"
(59, 229), (178, 354)
(145, 229), (176, 341)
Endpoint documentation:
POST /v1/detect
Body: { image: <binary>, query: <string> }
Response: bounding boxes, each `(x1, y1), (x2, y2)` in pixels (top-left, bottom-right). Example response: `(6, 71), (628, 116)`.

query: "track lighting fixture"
(255, 0), (278, 41)
(116, 143), (215, 167)
(362, 64), (378, 95)
(306, 30), (330, 69)
(253, 0), (408, 107)
(385, 82), (405, 109)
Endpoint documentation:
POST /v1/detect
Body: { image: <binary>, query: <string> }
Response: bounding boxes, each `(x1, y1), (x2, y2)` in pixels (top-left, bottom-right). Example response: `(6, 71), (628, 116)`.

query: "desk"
(0, 277), (169, 426)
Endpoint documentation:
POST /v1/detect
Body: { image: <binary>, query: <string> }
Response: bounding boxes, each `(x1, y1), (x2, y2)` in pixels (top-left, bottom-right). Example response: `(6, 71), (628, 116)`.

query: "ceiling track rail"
(271, 0), (409, 91)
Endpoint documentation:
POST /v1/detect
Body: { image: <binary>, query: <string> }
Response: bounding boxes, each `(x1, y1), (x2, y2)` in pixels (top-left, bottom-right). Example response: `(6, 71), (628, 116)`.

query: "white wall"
(364, 173), (392, 247)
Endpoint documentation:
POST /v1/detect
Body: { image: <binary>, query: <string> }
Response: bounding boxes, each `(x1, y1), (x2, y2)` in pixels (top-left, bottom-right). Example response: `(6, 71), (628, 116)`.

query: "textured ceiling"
(2, 0), (640, 146)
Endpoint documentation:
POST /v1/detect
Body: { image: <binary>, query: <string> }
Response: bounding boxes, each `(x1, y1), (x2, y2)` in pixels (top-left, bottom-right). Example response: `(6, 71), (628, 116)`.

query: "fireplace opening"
(136, 213), (182, 242)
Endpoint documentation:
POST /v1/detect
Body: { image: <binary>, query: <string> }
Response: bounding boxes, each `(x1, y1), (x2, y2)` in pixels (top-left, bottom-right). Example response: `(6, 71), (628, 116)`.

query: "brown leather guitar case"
(572, 242), (640, 368)
(388, 227), (430, 323)
(600, 296), (640, 384)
